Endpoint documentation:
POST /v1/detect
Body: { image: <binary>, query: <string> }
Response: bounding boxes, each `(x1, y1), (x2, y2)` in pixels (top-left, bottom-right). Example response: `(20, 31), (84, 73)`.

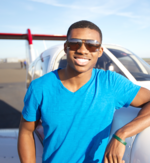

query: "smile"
(74, 57), (90, 66)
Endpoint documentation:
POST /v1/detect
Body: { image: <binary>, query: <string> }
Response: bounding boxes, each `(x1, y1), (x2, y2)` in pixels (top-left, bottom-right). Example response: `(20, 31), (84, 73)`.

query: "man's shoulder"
(93, 68), (127, 86)
(94, 68), (118, 78)
(31, 69), (58, 90)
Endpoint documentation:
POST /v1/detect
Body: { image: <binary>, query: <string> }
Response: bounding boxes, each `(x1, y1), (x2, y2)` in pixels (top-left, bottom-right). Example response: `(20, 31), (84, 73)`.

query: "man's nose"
(77, 42), (89, 54)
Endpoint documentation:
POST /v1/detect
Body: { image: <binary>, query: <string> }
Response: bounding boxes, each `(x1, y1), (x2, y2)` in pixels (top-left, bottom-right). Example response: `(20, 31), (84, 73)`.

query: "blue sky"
(0, 0), (150, 59)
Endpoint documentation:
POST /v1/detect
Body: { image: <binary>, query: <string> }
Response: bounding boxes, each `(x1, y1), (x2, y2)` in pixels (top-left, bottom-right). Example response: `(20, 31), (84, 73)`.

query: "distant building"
(0, 58), (7, 63)
(6, 58), (19, 63)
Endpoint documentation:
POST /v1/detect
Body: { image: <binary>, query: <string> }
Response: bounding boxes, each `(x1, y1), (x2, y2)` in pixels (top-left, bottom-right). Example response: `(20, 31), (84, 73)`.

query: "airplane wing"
(0, 29), (67, 63)
(0, 33), (67, 40)
(0, 29), (67, 41)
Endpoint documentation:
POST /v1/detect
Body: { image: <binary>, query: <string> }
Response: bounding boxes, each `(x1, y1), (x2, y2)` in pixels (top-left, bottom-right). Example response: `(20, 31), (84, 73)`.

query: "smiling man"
(18, 20), (150, 163)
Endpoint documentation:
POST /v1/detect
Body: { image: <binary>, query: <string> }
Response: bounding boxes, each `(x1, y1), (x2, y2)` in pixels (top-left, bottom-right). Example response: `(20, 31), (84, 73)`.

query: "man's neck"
(58, 67), (93, 92)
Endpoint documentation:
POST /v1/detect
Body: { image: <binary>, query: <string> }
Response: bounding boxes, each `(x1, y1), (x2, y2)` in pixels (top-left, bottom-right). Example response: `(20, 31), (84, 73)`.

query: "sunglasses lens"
(67, 42), (80, 51)
(85, 40), (100, 52)
(67, 39), (100, 52)
(67, 39), (82, 51)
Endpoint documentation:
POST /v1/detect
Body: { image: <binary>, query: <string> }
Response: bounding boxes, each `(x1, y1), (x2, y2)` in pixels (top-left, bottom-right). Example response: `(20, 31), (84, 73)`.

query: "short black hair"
(67, 20), (102, 42)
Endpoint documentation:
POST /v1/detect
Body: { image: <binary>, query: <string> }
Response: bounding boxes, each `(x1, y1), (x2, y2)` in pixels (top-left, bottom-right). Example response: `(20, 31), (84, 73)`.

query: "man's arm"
(116, 87), (150, 140)
(104, 87), (150, 163)
(18, 116), (39, 163)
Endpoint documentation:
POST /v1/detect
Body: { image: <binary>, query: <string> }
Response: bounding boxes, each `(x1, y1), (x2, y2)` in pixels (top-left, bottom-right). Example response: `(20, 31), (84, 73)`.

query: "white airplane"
(0, 29), (150, 163)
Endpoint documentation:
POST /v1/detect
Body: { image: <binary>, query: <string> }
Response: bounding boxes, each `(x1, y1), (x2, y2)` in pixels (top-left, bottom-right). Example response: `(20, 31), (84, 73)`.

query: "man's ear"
(98, 47), (103, 58)
(64, 42), (67, 53)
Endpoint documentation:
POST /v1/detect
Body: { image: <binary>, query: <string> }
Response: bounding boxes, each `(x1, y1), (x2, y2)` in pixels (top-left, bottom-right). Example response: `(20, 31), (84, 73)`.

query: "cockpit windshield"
(108, 48), (150, 81)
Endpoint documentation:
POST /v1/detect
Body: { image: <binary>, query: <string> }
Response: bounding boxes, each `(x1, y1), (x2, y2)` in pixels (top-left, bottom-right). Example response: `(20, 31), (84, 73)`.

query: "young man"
(18, 20), (150, 163)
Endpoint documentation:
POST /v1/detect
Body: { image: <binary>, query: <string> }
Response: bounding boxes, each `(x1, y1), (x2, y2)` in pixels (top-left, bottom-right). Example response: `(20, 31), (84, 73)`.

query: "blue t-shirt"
(22, 68), (140, 163)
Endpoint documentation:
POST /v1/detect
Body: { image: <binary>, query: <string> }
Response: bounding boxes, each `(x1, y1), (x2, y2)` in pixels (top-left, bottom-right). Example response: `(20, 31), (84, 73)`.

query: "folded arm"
(104, 87), (150, 163)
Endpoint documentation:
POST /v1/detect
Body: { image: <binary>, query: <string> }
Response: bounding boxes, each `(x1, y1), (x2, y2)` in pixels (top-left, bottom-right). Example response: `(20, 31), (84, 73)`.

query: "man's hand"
(104, 137), (125, 163)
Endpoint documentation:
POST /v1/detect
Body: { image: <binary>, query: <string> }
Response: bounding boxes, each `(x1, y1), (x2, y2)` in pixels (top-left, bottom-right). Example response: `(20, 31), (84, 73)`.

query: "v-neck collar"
(55, 68), (95, 94)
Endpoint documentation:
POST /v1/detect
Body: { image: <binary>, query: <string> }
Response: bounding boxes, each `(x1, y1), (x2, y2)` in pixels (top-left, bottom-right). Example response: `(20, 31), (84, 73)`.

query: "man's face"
(64, 28), (103, 73)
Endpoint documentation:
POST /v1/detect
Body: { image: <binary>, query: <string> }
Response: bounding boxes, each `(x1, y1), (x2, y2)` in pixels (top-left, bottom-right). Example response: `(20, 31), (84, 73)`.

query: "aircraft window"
(33, 60), (42, 80)
(95, 52), (126, 77)
(108, 48), (150, 81)
(41, 56), (50, 75)
(58, 54), (67, 69)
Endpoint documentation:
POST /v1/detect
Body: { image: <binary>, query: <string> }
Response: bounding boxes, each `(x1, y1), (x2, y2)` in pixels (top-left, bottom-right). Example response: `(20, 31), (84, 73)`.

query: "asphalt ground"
(0, 63), (26, 128)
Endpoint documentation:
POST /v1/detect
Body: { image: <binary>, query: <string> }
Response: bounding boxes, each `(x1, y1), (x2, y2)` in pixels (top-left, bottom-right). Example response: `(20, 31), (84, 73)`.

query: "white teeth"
(76, 58), (89, 62)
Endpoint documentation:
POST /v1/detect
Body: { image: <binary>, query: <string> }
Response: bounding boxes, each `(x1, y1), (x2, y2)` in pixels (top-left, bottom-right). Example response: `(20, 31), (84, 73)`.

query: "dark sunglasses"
(66, 38), (101, 52)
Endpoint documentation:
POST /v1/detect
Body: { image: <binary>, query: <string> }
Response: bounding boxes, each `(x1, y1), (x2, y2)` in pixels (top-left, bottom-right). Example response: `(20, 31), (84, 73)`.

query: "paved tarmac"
(0, 63), (26, 128)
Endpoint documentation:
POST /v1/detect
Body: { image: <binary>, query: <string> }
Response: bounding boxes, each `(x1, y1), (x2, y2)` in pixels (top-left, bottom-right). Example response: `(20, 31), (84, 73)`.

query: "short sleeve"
(22, 82), (41, 121)
(112, 72), (141, 109)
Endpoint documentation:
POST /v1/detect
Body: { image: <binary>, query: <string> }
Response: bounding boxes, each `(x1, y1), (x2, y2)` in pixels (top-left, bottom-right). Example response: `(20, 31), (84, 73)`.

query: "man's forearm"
(116, 102), (150, 140)
(18, 132), (36, 163)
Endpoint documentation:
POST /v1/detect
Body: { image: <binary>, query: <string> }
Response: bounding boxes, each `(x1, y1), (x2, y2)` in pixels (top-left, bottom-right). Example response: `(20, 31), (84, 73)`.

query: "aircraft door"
(130, 126), (150, 163)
